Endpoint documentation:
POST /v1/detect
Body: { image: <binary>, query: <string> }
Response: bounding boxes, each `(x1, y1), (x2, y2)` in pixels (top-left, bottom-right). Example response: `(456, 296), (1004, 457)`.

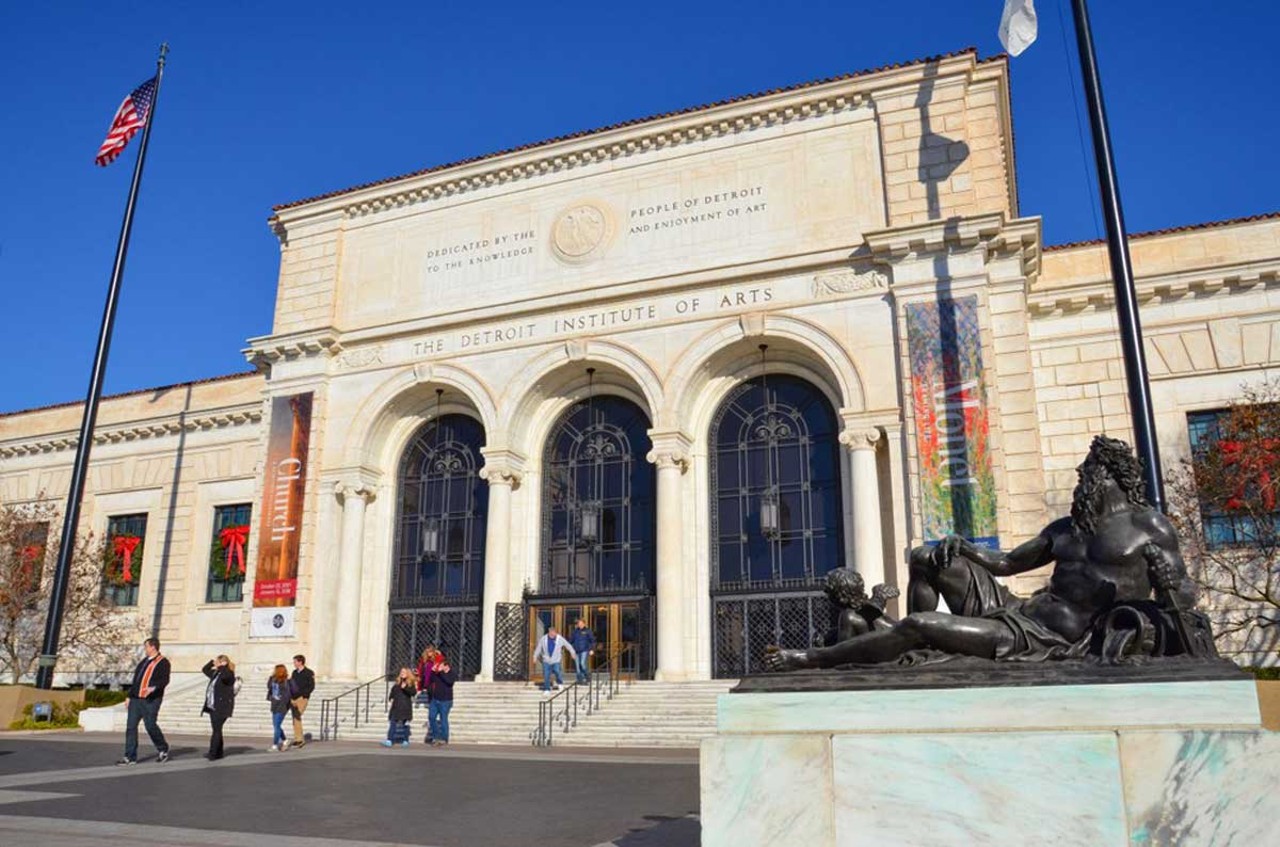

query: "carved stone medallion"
(551, 203), (610, 263)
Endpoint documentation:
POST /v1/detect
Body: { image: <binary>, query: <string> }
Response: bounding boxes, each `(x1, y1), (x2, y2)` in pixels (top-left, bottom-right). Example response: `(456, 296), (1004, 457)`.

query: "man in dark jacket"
(118, 637), (171, 765)
(289, 654), (315, 748)
(200, 655), (236, 760)
(569, 618), (596, 684)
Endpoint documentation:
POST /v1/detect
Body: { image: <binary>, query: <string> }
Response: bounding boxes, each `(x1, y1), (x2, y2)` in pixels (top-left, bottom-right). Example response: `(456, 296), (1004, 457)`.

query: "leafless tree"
(1167, 381), (1280, 663)
(0, 500), (142, 684)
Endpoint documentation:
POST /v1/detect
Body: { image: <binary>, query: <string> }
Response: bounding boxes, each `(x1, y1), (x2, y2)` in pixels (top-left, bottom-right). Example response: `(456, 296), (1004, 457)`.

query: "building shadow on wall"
(151, 383), (191, 631)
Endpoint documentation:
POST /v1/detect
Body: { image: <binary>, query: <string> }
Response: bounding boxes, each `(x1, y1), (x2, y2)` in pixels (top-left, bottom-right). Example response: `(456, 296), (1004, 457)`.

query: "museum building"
(2, 49), (1278, 684)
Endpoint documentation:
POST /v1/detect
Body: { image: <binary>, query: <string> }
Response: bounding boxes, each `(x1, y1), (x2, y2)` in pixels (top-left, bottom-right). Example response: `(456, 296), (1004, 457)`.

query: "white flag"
(999, 0), (1039, 56)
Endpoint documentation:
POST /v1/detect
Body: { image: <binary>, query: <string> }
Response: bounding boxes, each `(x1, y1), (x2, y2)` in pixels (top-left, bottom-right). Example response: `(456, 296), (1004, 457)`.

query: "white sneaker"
(267, 745), (279, 752)
(280, 740), (291, 751)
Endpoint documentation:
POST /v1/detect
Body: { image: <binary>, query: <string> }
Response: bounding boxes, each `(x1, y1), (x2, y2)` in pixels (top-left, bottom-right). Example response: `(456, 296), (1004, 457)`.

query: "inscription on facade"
(627, 185), (768, 235)
(424, 229), (537, 275)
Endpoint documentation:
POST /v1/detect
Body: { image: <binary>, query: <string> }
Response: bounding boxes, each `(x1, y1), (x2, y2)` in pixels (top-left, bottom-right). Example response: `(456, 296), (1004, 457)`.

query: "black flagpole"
(1067, 0), (1165, 513)
(35, 44), (168, 690)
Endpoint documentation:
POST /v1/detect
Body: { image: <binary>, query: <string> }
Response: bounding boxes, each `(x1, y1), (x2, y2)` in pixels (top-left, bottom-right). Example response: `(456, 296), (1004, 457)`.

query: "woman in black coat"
(200, 655), (236, 760)
(383, 667), (417, 748)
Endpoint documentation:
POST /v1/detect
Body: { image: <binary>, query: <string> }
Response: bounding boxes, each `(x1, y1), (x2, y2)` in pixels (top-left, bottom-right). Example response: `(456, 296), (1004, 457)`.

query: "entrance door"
(527, 602), (646, 681)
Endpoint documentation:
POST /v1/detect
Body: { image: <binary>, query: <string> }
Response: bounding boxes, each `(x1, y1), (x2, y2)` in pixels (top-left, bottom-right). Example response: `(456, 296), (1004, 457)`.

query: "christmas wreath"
(209, 524), (250, 581)
(104, 534), (144, 586)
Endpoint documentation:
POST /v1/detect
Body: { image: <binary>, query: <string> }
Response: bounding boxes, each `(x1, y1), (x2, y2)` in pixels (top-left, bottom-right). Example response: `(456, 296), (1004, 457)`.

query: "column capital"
(334, 479), (377, 503)
(646, 429), (693, 473)
(479, 446), (526, 489)
(328, 466), (381, 502)
(839, 427), (882, 451)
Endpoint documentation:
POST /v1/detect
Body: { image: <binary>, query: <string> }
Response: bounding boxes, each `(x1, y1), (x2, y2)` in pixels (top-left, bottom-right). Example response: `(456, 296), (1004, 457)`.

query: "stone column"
(648, 434), (691, 681)
(476, 455), (523, 682)
(330, 480), (376, 680)
(841, 428), (886, 589)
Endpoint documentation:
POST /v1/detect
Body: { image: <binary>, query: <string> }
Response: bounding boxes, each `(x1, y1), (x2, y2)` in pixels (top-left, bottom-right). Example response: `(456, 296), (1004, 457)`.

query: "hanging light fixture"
(758, 345), (781, 541)
(579, 368), (601, 544)
(421, 389), (444, 562)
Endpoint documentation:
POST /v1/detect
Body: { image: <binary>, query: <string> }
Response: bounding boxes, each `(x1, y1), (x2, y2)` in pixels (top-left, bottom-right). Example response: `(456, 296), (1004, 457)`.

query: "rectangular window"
(103, 513), (147, 607)
(207, 504), (251, 603)
(1186, 408), (1280, 547)
(11, 521), (49, 607)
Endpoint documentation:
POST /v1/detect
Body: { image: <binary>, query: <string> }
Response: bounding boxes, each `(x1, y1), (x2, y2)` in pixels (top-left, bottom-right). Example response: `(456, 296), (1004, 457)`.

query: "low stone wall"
(0, 685), (84, 728)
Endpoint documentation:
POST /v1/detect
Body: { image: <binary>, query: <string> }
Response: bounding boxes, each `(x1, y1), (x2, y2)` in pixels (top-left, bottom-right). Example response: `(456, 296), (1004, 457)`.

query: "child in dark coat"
(383, 667), (417, 747)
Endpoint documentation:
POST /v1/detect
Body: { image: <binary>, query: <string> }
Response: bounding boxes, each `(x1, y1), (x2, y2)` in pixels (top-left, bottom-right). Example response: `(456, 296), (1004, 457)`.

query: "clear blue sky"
(1, 1), (1276, 414)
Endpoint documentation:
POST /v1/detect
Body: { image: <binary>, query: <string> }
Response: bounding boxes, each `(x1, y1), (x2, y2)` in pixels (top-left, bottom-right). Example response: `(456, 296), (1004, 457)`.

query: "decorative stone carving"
(551, 202), (611, 264)
(479, 464), (524, 488)
(646, 449), (690, 473)
(812, 269), (888, 298)
(839, 427), (882, 451)
(336, 346), (384, 370)
(334, 480), (377, 503)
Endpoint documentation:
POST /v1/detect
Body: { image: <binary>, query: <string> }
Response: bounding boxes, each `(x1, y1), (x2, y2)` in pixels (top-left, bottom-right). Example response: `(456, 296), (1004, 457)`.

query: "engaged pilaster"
(840, 427), (886, 589)
(330, 476), (378, 680)
(476, 448), (525, 682)
(647, 430), (692, 681)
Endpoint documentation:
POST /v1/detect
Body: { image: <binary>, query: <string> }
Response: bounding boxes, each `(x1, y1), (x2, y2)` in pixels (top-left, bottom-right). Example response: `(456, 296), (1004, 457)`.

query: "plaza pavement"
(0, 731), (701, 846)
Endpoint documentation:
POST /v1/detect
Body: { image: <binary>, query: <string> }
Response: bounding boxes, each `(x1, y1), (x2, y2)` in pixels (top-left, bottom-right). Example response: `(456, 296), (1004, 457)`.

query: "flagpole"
(1067, 0), (1165, 513)
(35, 44), (168, 690)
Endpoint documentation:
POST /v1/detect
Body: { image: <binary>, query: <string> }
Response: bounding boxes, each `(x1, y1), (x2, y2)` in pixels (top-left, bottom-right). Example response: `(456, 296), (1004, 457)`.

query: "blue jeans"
(271, 711), (287, 746)
(542, 661), (564, 690)
(387, 720), (409, 743)
(428, 700), (452, 743)
(124, 697), (168, 761)
(575, 653), (591, 684)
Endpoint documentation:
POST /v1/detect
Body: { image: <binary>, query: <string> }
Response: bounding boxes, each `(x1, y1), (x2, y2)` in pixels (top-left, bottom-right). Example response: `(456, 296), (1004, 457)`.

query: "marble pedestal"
(700, 679), (1279, 846)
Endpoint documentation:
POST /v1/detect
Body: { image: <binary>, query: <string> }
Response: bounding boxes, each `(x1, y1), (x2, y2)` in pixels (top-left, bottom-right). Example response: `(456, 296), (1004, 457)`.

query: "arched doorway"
(708, 374), (845, 677)
(530, 394), (657, 679)
(387, 413), (488, 679)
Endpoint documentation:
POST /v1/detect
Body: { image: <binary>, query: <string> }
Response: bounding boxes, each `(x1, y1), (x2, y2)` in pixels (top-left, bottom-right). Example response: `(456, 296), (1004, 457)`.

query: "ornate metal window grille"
(712, 592), (834, 678)
(540, 396), (655, 596)
(709, 374), (844, 592)
(386, 606), (481, 680)
(492, 602), (528, 681)
(392, 414), (488, 606)
(206, 503), (250, 604)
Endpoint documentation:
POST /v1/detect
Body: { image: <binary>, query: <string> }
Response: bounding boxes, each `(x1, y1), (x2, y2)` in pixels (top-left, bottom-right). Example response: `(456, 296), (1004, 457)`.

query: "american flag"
(95, 77), (157, 167)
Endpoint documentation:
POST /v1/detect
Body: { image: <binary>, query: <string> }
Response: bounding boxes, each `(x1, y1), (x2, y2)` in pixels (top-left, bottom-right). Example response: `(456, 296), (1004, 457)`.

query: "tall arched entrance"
(528, 394), (657, 679)
(709, 373), (845, 677)
(387, 413), (488, 679)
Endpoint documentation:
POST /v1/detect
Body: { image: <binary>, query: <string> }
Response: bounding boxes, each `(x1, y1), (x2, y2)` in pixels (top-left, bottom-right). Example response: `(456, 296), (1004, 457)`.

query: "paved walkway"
(0, 732), (701, 847)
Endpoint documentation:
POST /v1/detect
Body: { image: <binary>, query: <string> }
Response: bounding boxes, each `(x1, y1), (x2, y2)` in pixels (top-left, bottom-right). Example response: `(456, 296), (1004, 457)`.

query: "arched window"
(393, 414), (488, 604)
(541, 396), (655, 594)
(711, 374), (843, 588)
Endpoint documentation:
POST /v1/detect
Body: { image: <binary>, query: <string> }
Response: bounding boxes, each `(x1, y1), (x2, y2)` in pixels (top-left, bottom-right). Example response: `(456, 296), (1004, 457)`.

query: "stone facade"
(1, 49), (1277, 681)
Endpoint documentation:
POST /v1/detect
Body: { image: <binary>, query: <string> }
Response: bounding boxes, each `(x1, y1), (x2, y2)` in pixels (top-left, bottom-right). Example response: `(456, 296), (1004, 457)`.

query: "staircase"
(108, 677), (734, 748)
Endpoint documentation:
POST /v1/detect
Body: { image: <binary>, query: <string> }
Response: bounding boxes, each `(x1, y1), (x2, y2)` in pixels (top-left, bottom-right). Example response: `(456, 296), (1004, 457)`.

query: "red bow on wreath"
(1219, 439), (1280, 512)
(219, 525), (250, 578)
(112, 535), (141, 584)
(19, 544), (43, 564)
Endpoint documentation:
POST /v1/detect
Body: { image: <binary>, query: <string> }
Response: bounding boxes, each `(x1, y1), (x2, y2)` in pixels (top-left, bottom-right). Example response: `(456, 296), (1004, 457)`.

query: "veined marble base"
(700, 680), (1279, 847)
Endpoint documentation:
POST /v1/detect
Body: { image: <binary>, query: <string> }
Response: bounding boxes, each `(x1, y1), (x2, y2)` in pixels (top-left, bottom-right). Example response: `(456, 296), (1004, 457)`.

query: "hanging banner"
(905, 296), (999, 549)
(250, 392), (312, 637)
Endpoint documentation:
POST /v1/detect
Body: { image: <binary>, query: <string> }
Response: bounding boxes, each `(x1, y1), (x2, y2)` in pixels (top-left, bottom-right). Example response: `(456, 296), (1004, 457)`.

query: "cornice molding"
(1027, 260), (1280, 318)
(273, 54), (987, 228)
(0, 404), (263, 459)
(243, 327), (343, 370)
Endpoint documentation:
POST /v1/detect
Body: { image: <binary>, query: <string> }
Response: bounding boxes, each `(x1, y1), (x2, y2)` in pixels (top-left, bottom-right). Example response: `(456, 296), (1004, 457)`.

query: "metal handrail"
(318, 674), (392, 741)
(530, 644), (636, 746)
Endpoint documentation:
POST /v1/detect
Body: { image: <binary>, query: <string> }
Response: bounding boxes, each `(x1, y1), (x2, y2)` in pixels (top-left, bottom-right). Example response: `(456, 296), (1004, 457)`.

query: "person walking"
(569, 618), (596, 684)
(200, 655), (236, 761)
(383, 667), (417, 748)
(415, 645), (436, 743)
(289, 654), (315, 748)
(425, 651), (458, 746)
(266, 664), (292, 751)
(117, 637), (172, 765)
(532, 626), (577, 692)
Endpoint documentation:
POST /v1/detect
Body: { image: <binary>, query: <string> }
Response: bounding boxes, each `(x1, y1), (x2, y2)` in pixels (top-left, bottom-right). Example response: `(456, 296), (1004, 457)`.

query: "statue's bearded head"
(1071, 435), (1149, 534)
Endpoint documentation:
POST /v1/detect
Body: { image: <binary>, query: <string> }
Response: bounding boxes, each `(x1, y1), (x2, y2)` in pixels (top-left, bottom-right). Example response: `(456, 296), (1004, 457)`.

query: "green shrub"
(84, 689), (128, 708)
(1243, 666), (1280, 681)
(7, 700), (84, 730)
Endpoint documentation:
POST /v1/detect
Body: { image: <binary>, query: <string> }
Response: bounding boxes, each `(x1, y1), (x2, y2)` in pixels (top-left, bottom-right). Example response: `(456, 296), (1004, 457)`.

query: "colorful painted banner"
(905, 296), (999, 548)
(250, 392), (312, 638)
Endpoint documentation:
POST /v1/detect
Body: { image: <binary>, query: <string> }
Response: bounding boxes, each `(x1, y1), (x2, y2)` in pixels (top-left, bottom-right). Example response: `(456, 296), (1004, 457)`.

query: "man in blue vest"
(532, 626), (577, 692)
(569, 618), (596, 684)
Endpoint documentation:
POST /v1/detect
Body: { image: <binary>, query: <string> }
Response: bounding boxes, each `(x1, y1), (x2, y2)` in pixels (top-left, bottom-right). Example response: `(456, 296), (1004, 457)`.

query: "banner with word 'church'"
(250, 392), (312, 638)
(905, 296), (998, 548)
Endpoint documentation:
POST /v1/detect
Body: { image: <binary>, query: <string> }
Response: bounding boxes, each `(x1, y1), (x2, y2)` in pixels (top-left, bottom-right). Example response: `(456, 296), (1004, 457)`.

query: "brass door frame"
(527, 602), (641, 681)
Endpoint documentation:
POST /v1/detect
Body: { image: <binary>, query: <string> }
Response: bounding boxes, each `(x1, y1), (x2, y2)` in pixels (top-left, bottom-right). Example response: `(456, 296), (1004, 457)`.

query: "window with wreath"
(1186, 407), (1280, 548)
(103, 513), (147, 607)
(541, 394), (655, 595)
(207, 504), (251, 603)
(5, 521), (49, 609)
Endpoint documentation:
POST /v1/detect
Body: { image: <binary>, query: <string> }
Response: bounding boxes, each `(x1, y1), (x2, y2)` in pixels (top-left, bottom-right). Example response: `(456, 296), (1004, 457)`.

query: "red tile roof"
(273, 48), (995, 214)
(0, 371), (261, 419)
(1045, 211), (1280, 252)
